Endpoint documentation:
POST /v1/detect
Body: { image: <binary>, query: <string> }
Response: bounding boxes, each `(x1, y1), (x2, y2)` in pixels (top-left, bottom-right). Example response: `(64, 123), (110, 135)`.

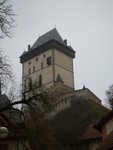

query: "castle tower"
(20, 28), (75, 89)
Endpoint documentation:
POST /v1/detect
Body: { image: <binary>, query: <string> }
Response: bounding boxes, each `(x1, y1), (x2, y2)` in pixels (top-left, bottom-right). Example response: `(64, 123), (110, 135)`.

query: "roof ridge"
(38, 28), (57, 38)
(31, 28), (64, 49)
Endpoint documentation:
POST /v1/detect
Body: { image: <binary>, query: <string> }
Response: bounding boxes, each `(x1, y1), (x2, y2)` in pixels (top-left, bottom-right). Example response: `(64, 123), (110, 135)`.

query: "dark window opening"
(29, 78), (32, 90)
(33, 66), (35, 72)
(43, 54), (46, 58)
(36, 58), (38, 61)
(25, 77), (32, 90)
(29, 61), (31, 65)
(39, 75), (42, 86)
(47, 56), (51, 65)
(29, 68), (31, 74)
(41, 62), (43, 69)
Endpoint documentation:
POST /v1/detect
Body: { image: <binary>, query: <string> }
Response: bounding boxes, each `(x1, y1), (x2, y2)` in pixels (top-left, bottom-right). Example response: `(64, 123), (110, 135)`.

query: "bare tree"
(0, 50), (51, 112)
(0, 77), (52, 112)
(0, 0), (16, 99)
(25, 108), (59, 150)
(0, 0), (15, 38)
(0, 49), (20, 105)
(0, 44), (52, 112)
(0, 50), (13, 92)
(106, 84), (113, 109)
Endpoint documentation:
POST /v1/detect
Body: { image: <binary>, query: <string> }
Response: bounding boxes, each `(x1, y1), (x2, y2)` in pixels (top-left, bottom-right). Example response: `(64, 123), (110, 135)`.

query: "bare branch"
(0, 0), (16, 38)
(106, 84), (113, 109)
(0, 91), (47, 112)
(0, 50), (13, 94)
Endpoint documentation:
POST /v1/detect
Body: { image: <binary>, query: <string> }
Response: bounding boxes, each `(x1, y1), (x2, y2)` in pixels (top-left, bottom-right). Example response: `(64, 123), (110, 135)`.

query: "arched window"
(29, 78), (32, 89)
(33, 66), (35, 72)
(25, 77), (32, 90)
(41, 62), (43, 69)
(39, 75), (42, 86)
(28, 68), (31, 75)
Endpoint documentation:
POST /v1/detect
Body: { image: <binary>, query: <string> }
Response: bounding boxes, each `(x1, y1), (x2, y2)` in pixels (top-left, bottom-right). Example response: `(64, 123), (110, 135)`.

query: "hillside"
(51, 96), (109, 150)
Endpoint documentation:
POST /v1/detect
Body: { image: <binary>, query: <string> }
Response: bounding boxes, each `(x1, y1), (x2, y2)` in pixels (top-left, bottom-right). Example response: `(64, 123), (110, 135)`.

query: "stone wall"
(75, 88), (101, 104)
(47, 84), (101, 117)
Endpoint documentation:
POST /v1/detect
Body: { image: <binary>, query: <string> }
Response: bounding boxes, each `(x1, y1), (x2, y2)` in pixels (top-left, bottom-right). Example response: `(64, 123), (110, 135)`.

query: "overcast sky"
(1, 0), (113, 107)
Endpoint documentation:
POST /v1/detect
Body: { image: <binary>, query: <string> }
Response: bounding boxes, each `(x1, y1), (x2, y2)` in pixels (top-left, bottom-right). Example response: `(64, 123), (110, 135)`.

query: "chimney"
(83, 85), (85, 90)
(28, 45), (31, 51)
(64, 39), (67, 46)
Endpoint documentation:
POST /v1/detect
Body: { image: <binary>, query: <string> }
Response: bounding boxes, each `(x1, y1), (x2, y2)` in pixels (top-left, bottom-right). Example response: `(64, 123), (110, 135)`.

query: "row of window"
(28, 57), (51, 75)
(27, 75), (43, 90)
(28, 55), (50, 65)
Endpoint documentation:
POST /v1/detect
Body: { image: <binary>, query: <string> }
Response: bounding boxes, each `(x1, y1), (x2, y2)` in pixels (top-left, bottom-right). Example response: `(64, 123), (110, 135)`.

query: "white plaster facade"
(105, 117), (113, 136)
(22, 48), (74, 89)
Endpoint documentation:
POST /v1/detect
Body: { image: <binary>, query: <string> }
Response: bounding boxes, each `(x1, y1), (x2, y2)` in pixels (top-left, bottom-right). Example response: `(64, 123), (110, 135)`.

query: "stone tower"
(20, 28), (75, 89)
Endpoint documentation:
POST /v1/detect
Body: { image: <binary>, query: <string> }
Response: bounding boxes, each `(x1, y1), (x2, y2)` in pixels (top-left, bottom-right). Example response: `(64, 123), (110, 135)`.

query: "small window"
(36, 58), (38, 61)
(26, 78), (32, 90)
(28, 68), (31, 74)
(41, 62), (43, 69)
(29, 61), (31, 65)
(39, 75), (42, 86)
(33, 66), (35, 72)
(43, 54), (46, 58)
(47, 56), (51, 65)
(28, 78), (32, 90)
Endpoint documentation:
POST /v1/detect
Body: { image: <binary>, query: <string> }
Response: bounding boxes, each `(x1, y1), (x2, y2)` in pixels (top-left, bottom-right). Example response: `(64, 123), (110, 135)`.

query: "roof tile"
(31, 28), (64, 49)
(83, 123), (102, 140)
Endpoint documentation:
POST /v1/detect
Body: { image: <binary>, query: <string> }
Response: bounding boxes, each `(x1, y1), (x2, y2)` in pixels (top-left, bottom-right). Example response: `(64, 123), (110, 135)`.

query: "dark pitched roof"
(31, 28), (65, 49)
(83, 123), (102, 140)
(20, 29), (75, 63)
(55, 74), (64, 83)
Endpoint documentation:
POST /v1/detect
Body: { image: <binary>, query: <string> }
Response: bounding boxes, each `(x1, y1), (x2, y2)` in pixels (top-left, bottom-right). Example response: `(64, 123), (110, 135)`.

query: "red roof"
(83, 123), (102, 140)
